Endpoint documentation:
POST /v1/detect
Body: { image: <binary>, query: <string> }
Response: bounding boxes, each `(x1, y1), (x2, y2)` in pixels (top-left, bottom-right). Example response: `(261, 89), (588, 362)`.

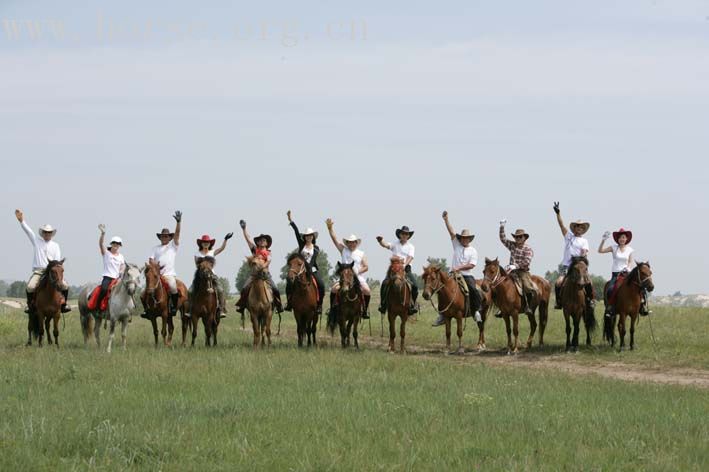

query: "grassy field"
(1, 297), (708, 471)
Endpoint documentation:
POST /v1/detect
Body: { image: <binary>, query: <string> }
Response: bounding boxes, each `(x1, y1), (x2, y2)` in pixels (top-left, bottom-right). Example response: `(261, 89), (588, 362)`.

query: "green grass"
(1, 299), (708, 470)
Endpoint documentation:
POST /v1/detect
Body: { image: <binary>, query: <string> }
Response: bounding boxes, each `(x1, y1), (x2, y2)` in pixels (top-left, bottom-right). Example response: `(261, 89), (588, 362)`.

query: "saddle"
(87, 279), (119, 312)
(608, 273), (628, 306)
(510, 271), (539, 298)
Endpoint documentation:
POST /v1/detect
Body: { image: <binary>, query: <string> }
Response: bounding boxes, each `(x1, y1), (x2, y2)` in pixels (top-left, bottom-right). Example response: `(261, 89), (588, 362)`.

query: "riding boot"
(378, 281), (388, 314)
(235, 287), (249, 314)
(523, 293), (534, 316)
(554, 284), (562, 309)
(316, 295), (323, 316)
(60, 289), (72, 313)
(584, 283), (596, 310)
(218, 288), (228, 318)
(410, 285), (419, 315)
(169, 293), (179, 317)
(25, 291), (35, 314)
(284, 280), (293, 312)
(362, 294), (371, 319)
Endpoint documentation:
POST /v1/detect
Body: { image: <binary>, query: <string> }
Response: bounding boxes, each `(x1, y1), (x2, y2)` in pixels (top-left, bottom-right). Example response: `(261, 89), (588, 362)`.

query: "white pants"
(27, 269), (69, 293)
(162, 275), (179, 294)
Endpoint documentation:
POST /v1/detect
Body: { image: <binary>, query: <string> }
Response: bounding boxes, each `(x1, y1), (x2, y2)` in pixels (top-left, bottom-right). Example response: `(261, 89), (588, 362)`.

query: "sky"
(1, 0), (708, 294)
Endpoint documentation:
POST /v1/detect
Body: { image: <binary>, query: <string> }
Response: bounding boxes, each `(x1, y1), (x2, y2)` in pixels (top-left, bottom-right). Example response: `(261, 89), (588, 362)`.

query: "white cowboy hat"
(455, 229), (475, 241)
(342, 234), (361, 244)
(569, 220), (591, 235)
(109, 236), (123, 246)
(301, 228), (319, 239)
(39, 224), (56, 234)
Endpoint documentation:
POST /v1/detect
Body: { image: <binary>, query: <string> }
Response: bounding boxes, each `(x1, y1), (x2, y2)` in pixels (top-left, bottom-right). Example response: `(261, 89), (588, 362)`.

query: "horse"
(27, 259), (66, 347)
(605, 262), (654, 351)
(421, 265), (467, 354)
(78, 263), (141, 352)
(286, 253), (319, 348)
(482, 258), (552, 354)
(186, 257), (220, 347)
(141, 260), (188, 347)
(560, 256), (597, 352)
(383, 258), (411, 353)
(327, 262), (362, 349)
(245, 255), (274, 348)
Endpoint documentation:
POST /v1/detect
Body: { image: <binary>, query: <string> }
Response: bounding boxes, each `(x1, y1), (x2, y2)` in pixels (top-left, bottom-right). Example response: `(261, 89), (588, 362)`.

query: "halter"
(633, 265), (653, 289)
(288, 259), (308, 282)
(483, 265), (506, 290)
(145, 266), (164, 305)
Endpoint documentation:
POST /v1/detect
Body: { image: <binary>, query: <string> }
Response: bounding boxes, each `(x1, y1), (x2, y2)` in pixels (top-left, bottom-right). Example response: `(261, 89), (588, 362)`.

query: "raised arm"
(326, 218), (345, 253)
(375, 236), (392, 250)
(214, 232), (232, 257)
(553, 202), (568, 237)
(498, 219), (513, 250)
(442, 211), (456, 240)
(98, 224), (106, 255)
(240, 220), (255, 251)
(15, 209), (37, 245)
(598, 232), (613, 254)
(287, 211), (305, 249)
(172, 211), (182, 246)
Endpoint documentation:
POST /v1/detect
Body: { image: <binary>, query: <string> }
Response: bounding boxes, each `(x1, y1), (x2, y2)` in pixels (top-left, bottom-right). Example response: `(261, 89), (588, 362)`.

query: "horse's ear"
(60, 258), (66, 265)
(485, 257), (491, 264)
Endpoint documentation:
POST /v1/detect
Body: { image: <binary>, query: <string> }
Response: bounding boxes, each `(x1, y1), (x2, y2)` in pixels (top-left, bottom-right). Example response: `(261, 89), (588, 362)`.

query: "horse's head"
(122, 263), (141, 296)
(635, 262), (654, 293)
(568, 256), (589, 286)
(197, 256), (216, 274)
(40, 259), (65, 290)
(246, 255), (269, 279)
(287, 253), (308, 284)
(389, 257), (405, 276)
(143, 260), (162, 294)
(336, 262), (356, 293)
(483, 257), (503, 284)
(422, 265), (443, 300)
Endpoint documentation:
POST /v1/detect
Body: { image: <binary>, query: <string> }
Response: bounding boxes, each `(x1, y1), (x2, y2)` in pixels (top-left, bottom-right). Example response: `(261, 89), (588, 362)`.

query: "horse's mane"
(38, 260), (63, 290)
(626, 262), (649, 281)
(287, 252), (313, 277)
(192, 265), (214, 293)
(567, 256), (589, 283)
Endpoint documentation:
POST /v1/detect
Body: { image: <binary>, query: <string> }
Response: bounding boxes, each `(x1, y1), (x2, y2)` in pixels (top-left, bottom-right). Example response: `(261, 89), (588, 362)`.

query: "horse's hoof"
(630, 346), (634, 351)
(457, 348), (465, 355)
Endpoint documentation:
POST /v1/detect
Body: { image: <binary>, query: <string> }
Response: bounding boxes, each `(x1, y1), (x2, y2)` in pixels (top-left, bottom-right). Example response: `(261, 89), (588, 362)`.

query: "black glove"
(173, 210), (182, 222)
(553, 202), (560, 215)
(239, 220), (246, 229)
(224, 232), (234, 240)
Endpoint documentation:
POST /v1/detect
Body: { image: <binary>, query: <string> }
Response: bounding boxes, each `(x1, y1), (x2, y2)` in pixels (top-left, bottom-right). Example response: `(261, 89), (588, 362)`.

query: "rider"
(234, 220), (283, 314)
(194, 232), (233, 317)
(285, 210), (325, 316)
(498, 219), (536, 317)
(142, 211), (182, 318)
(433, 211), (482, 326)
(376, 226), (418, 315)
(325, 218), (371, 319)
(553, 202), (594, 311)
(598, 228), (647, 316)
(15, 209), (71, 314)
(92, 224), (126, 311)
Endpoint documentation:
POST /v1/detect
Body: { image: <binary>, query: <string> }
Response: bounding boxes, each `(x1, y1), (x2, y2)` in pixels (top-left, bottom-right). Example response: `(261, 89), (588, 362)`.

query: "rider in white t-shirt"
(141, 211), (182, 318)
(553, 202), (594, 311)
(194, 232), (233, 317)
(598, 227), (648, 316)
(92, 224), (126, 310)
(376, 225), (418, 315)
(326, 218), (371, 319)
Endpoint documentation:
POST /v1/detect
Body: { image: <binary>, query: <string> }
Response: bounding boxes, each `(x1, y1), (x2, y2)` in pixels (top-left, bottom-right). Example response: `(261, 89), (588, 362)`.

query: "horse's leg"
(526, 311), (537, 349)
(167, 314), (174, 347)
(150, 317), (158, 347)
(160, 315), (168, 347)
(538, 300), (548, 346)
(45, 317), (52, 345)
(107, 319), (116, 353)
(504, 315), (512, 354)
(571, 313), (581, 352)
(181, 313), (188, 347)
(476, 317), (485, 351)
(345, 319), (353, 348)
(445, 318), (452, 353)
(388, 313), (396, 353)
(296, 315), (304, 348)
(191, 316), (199, 347)
(512, 313), (520, 354)
(352, 317), (359, 350)
(455, 316), (463, 355)
(339, 317), (347, 349)
(26, 316), (32, 346)
(265, 314), (272, 347)
(53, 315), (60, 348)
(94, 316), (102, 348)
(564, 312), (571, 352)
(252, 314), (260, 349)
(400, 315), (408, 354)
(629, 314), (636, 351)
(617, 312), (627, 351)
(203, 316), (211, 347)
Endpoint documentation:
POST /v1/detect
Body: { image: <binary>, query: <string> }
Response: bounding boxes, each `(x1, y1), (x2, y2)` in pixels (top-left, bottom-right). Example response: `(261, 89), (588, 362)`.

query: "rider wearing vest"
(194, 232), (233, 318)
(94, 224), (125, 310)
(285, 210), (325, 316)
(325, 218), (371, 319)
(553, 202), (594, 311)
(143, 211), (182, 317)
(498, 219), (536, 317)
(15, 209), (71, 314)
(598, 228), (648, 316)
(433, 211), (483, 327)
(376, 226), (418, 315)
(235, 220), (283, 314)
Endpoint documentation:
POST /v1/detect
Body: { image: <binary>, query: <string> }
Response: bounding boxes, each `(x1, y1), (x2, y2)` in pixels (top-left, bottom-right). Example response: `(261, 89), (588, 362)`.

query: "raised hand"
(239, 220), (247, 230)
(442, 211), (448, 220)
(553, 202), (560, 214)
(98, 224), (106, 234)
(15, 209), (24, 222)
(173, 210), (182, 222)
(376, 236), (383, 242)
(287, 210), (292, 222)
(602, 231), (611, 240)
(499, 218), (507, 226)
(224, 232), (234, 240)
(326, 218), (334, 229)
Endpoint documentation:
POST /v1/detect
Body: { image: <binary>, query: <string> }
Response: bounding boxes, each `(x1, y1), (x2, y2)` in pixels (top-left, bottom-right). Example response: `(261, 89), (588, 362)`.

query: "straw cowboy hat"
(569, 220), (590, 235)
(196, 234), (216, 249)
(395, 225), (415, 239)
(156, 228), (174, 240)
(456, 229), (475, 241)
(39, 224), (56, 234)
(300, 228), (319, 240)
(510, 229), (530, 241)
(343, 234), (362, 245)
(613, 228), (633, 244)
(254, 234), (273, 248)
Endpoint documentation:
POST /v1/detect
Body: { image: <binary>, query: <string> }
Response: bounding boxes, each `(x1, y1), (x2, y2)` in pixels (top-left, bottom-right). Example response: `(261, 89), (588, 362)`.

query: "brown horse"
(560, 257), (597, 352)
(141, 260), (188, 347)
(384, 258), (411, 353)
(605, 262), (654, 351)
(482, 258), (552, 354)
(286, 254), (319, 347)
(186, 257), (220, 347)
(328, 262), (362, 349)
(245, 256), (273, 348)
(421, 265), (467, 354)
(28, 259), (66, 347)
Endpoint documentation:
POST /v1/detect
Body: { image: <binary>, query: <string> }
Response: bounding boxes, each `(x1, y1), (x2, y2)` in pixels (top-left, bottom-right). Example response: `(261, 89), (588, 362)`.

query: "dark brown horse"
(482, 258), (551, 354)
(605, 262), (654, 350)
(28, 259), (65, 347)
(245, 256), (274, 349)
(384, 258), (411, 353)
(560, 257), (597, 352)
(187, 257), (220, 347)
(421, 265), (467, 354)
(328, 262), (362, 349)
(286, 254), (319, 347)
(141, 260), (188, 347)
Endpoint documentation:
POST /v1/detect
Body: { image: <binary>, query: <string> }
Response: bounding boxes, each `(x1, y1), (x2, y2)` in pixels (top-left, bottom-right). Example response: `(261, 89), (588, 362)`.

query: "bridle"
(483, 264), (506, 290)
(424, 270), (455, 315)
(288, 259), (309, 286)
(339, 269), (360, 303)
(632, 264), (653, 289)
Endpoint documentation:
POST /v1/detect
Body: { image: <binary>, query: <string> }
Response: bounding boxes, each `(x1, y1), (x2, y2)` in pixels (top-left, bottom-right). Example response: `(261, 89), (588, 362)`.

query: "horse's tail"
(29, 310), (41, 339)
(327, 305), (338, 335)
(603, 313), (614, 344)
(585, 302), (597, 334)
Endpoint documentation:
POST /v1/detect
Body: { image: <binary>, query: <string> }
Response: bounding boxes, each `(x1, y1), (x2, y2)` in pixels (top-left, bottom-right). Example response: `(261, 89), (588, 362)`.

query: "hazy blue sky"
(2, 1), (708, 294)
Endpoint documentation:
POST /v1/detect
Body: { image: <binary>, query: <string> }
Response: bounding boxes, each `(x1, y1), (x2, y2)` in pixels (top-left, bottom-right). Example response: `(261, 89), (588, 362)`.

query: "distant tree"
(218, 277), (231, 296)
(68, 285), (84, 299)
(366, 278), (381, 291)
(234, 260), (251, 293)
(673, 291), (682, 297)
(0, 280), (8, 297)
(7, 281), (28, 298)
(279, 249), (334, 289)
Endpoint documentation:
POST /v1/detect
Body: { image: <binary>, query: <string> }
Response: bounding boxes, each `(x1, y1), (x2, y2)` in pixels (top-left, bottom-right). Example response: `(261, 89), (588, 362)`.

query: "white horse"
(78, 264), (141, 352)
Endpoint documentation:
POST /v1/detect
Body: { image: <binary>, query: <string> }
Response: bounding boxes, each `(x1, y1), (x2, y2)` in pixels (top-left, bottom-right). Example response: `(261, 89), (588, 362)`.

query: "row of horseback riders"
(14, 201), (648, 321)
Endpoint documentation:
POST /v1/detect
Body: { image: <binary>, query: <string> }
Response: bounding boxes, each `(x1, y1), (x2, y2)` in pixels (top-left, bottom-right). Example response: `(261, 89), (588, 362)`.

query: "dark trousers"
(463, 275), (482, 313)
(98, 276), (115, 303)
(380, 266), (418, 306)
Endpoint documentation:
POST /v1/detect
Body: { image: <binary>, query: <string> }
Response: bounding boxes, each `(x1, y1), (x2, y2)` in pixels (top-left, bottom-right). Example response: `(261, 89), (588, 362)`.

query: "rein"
(425, 272), (456, 315)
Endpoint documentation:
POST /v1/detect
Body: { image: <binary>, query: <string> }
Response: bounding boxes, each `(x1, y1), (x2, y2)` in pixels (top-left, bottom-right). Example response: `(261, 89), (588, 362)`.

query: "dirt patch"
(1, 300), (22, 309)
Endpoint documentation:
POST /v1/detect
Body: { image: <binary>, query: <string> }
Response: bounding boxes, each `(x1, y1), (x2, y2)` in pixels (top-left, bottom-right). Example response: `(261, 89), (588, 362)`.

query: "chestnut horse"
(141, 260), (188, 347)
(606, 262), (654, 351)
(421, 265), (467, 354)
(286, 254), (319, 347)
(560, 257), (597, 352)
(245, 256), (274, 348)
(482, 258), (551, 354)
(328, 262), (362, 349)
(187, 257), (220, 347)
(27, 259), (66, 347)
(384, 258), (411, 353)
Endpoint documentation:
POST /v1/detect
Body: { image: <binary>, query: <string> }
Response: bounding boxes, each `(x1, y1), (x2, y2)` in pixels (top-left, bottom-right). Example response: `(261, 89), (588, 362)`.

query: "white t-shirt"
(151, 241), (178, 276)
(342, 247), (366, 278)
(102, 251), (125, 279)
(562, 231), (589, 267)
(21, 221), (62, 270)
(301, 246), (315, 266)
(390, 241), (415, 264)
(611, 245), (634, 273)
(195, 249), (217, 273)
(451, 239), (478, 277)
